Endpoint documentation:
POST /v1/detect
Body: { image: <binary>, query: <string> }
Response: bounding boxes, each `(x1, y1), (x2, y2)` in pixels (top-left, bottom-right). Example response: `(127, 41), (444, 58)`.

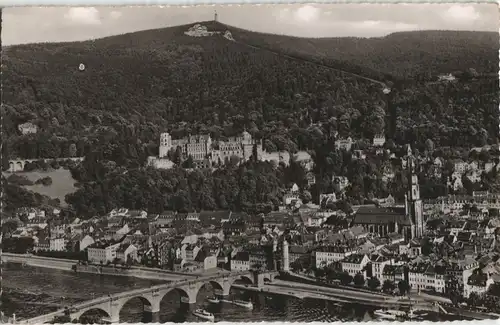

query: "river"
(1, 263), (464, 323)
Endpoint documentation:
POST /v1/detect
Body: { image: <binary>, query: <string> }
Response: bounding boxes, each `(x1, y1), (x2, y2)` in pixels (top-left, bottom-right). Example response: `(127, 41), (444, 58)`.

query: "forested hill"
(2, 21), (498, 168)
(227, 26), (499, 80)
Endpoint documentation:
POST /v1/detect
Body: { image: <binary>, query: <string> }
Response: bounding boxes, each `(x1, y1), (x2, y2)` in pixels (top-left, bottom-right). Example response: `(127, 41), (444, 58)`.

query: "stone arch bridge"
(20, 271), (276, 324)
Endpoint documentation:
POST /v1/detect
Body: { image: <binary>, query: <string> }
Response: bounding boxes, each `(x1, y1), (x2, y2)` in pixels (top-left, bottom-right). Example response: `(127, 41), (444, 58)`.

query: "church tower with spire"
(405, 144), (424, 239)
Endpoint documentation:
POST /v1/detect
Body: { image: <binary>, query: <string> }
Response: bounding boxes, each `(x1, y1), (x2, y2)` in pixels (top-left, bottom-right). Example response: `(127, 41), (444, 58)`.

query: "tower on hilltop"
(405, 144), (424, 239)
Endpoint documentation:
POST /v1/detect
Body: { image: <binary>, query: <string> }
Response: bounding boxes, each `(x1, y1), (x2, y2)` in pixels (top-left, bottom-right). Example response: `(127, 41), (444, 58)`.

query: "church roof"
(352, 206), (411, 226)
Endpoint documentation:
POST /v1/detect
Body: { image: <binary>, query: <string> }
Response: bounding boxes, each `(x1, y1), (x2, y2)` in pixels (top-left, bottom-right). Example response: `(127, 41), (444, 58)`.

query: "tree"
(290, 261), (302, 273)
(368, 277), (381, 290)
(398, 280), (410, 296)
(338, 271), (353, 285)
(2, 237), (34, 254)
(488, 208), (499, 218)
(1, 219), (18, 235)
(353, 273), (365, 287)
(382, 280), (396, 293)
(421, 238), (434, 256)
(467, 292), (482, 307)
(182, 155), (194, 168)
(300, 190), (312, 204)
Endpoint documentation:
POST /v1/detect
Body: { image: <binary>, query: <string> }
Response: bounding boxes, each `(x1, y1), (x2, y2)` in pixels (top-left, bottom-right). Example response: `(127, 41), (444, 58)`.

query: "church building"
(352, 145), (424, 240)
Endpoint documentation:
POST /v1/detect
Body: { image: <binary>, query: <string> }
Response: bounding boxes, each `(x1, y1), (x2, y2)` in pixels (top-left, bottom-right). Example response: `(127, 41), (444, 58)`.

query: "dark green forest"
(2, 21), (499, 216)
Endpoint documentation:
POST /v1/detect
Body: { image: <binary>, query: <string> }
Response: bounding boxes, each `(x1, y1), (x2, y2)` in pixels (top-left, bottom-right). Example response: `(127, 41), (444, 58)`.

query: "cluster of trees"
(1, 237), (35, 254)
(34, 176), (53, 186)
(467, 291), (500, 312)
(65, 158), (308, 217)
(1, 176), (59, 214)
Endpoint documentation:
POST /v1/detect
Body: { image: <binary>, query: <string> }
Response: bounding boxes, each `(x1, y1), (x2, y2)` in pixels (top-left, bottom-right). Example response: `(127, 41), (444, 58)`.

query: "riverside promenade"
(1, 253), (198, 281)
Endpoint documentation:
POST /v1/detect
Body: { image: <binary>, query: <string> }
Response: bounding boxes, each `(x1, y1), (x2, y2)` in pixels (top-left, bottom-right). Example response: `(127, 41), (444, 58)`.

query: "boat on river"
(207, 296), (220, 304)
(374, 309), (406, 320)
(221, 299), (253, 310)
(192, 309), (215, 322)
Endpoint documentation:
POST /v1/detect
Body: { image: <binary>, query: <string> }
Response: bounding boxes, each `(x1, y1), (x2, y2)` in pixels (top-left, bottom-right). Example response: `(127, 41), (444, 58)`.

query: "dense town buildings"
(3, 141), (500, 311)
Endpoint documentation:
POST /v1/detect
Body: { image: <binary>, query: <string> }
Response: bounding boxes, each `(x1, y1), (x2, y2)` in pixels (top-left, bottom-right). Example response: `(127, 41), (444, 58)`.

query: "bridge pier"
(142, 305), (160, 323)
(104, 314), (120, 324)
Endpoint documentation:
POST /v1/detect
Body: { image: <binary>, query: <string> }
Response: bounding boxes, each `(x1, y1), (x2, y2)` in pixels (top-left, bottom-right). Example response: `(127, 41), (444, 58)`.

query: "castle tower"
(405, 144), (424, 239)
(159, 132), (172, 158)
(282, 240), (290, 272)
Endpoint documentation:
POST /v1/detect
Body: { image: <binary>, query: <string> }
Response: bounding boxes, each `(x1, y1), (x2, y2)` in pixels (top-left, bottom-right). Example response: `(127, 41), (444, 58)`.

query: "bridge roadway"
(20, 271), (275, 324)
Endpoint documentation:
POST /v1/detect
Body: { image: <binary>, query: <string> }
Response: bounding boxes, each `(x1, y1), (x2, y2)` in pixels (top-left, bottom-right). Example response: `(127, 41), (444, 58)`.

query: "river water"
(1, 263), (463, 323)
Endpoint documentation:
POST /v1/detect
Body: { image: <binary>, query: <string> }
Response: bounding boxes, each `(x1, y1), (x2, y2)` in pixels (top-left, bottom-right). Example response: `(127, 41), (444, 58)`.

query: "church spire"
(405, 143), (424, 239)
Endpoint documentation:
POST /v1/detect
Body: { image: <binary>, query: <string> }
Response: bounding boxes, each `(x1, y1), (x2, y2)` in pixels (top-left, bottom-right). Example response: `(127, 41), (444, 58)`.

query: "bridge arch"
(74, 307), (111, 324)
(239, 274), (254, 285)
(193, 279), (226, 299)
(116, 295), (155, 320)
(158, 286), (197, 305)
(17, 161), (24, 171)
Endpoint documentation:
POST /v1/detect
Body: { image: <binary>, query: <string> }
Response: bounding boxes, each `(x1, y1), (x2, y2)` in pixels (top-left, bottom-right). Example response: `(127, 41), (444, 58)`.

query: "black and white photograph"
(1, 3), (500, 324)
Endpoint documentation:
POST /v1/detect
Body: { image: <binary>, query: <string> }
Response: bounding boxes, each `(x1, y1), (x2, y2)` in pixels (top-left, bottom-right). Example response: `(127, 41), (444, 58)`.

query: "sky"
(3, 4), (499, 45)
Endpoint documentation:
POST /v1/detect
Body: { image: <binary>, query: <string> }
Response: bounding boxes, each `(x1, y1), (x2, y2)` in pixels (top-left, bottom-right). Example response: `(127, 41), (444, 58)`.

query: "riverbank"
(1, 253), (197, 281)
(1, 253), (76, 271)
(74, 264), (196, 281)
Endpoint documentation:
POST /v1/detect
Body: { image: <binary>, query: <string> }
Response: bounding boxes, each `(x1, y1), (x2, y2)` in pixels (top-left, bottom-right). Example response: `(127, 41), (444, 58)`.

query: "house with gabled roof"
(382, 264), (405, 284)
(231, 251), (250, 271)
(464, 271), (494, 298)
(341, 253), (370, 278)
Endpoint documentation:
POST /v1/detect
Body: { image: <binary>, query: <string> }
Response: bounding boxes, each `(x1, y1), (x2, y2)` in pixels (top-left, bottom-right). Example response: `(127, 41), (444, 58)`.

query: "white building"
(49, 237), (66, 252)
(372, 135), (386, 147)
(87, 241), (122, 264)
(315, 246), (357, 267)
(341, 254), (370, 278)
(335, 137), (353, 151)
(18, 122), (38, 135)
(116, 244), (138, 263)
(370, 254), (396, 281)
(454, 160), (469, 174)
(408, 263), (446, 293)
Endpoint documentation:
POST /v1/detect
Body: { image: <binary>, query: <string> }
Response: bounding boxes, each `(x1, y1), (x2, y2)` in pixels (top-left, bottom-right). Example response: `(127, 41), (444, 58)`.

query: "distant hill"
(2, 21), (498, 166)
(227, 26), (499, 79)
